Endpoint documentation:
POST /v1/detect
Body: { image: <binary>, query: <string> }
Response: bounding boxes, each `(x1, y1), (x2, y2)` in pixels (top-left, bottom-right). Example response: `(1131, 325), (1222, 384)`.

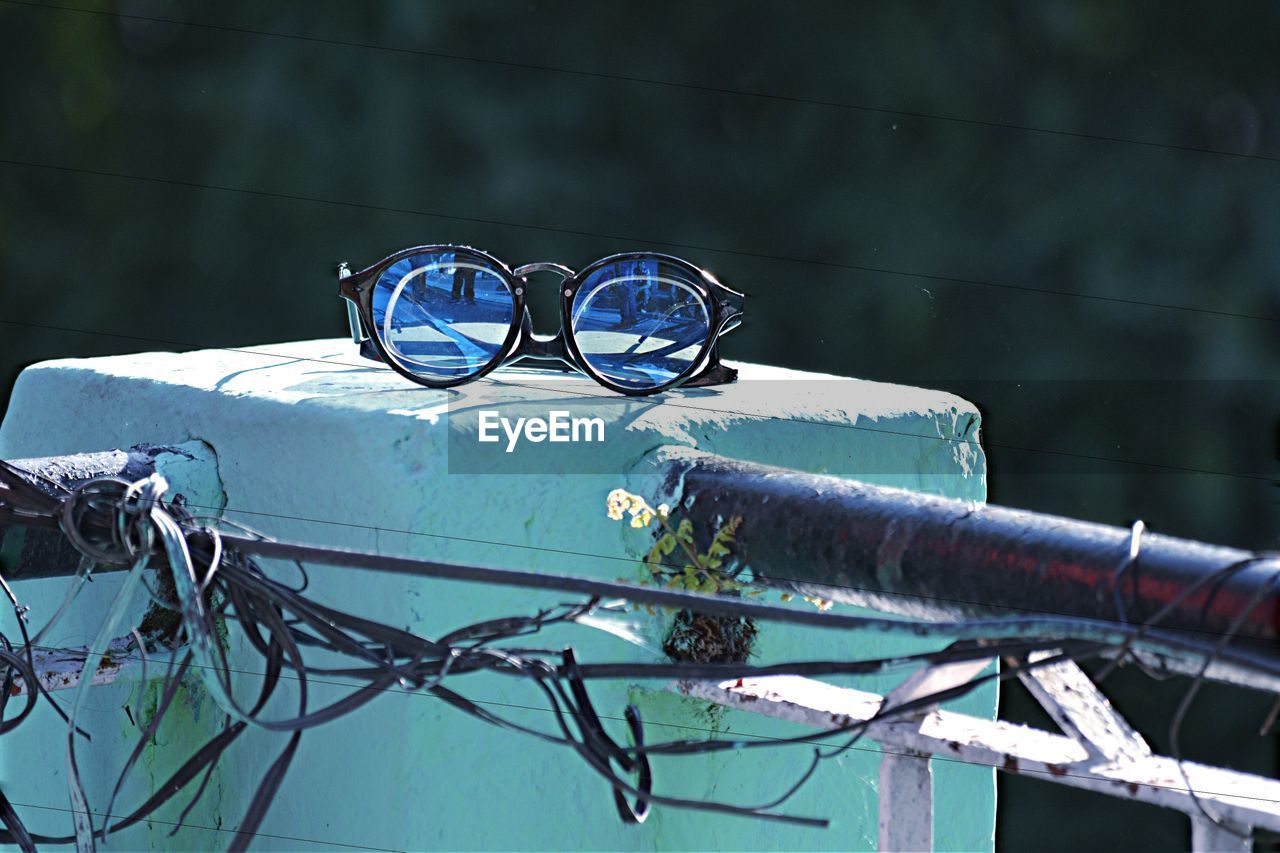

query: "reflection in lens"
(371, 251), (514, 381)
(570, 258), (711, 389)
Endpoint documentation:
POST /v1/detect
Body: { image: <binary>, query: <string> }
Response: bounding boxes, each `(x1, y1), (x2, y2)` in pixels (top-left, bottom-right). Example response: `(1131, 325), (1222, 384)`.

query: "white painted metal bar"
(878, 748), (932, 852)
(1190, 815), (1251, 852)
(677, 675), (1280, 841)
(874, 656), (994, 850)
(1017, 651), (1151, 764)
(11, 636), (143, 696)
(881, 657), (995, 716)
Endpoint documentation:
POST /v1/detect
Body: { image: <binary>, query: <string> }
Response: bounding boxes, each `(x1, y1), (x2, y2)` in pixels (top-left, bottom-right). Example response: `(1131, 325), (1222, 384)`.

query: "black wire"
(1165, 567), (1280, 838)
(219, 530), (1280, 666)
(10, 474), (1278, 650)
(2, 454), (1278, 844)
(25, 631), (1280, 808)
(4, 315), (1274, 489)
(3, 156), (1277, 327)
(6, 0), (1280, 168)
(10, 589), (1280, 840)
(7, 444), (1280, 658)
(0, 799), (400, 851)
(2, 2), (1276, 843)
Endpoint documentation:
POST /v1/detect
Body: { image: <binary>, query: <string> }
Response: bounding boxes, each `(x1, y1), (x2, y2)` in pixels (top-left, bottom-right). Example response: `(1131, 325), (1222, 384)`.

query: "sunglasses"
(337, 245), (745, 395)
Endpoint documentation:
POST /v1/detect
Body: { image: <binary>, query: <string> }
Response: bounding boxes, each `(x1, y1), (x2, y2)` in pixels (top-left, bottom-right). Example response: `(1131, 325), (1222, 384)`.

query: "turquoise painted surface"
(0, 443), (229, 851)
(0, 340), (991, 851)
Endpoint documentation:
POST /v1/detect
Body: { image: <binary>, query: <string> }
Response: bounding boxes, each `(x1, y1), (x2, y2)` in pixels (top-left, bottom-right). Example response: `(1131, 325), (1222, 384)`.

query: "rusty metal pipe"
(653, 448), (1280, 652)
(0, 446), (175, 581)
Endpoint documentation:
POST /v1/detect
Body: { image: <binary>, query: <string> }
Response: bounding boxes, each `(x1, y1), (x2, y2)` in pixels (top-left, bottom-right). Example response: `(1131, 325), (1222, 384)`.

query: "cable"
(1, 800), (400, 851)
(2, 385), (1277, 646)
(13, 642), (1278, 844)
(2, 476), (1276, 845)
(3, 155), (1277, 326)
(5, 0), (1280, 168)
(2, 3), (1269, 835)
(1, 315), (1275, 486)
(8, 483), (1275, 648)
(20, 638), (1280, 812)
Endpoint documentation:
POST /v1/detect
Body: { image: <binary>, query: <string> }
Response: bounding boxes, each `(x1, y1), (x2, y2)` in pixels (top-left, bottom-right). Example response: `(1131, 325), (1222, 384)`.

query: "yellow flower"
(607, 488), (659, 528)
(606, 488), (633, 521)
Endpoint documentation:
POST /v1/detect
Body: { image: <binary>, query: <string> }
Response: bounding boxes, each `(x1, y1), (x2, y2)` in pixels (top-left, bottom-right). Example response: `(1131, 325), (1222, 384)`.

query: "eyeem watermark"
(477, 410), (606, 453)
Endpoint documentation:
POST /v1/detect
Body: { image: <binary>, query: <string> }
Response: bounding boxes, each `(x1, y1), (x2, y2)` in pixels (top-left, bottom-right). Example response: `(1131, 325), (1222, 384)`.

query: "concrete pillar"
(0, 339), (990, 851)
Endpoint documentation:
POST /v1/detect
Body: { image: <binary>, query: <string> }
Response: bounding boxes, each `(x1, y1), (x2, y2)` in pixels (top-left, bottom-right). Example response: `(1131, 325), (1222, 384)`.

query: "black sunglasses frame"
(338, 244), (745, 396)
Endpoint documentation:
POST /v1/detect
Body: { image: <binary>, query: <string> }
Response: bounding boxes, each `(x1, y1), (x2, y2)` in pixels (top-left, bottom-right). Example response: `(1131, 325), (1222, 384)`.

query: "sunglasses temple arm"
(344, 301), (384, 362)
(345, 301), (364, 344)
(683, 359), (737, 388)
(338, 263), (366, 345)
(357, 337), (385, 363)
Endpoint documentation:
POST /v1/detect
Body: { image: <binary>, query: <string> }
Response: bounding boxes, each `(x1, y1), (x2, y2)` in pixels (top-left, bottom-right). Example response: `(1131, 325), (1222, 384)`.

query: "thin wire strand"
(2, 458), (1280, 650)
(3, 483), (1277, 844)
(6, 0), (1280, 167)
(2, 156), (1276, 326)
(19, 629), (1280, 811)
(0, 315), (1274, 486)
(190, 499), (1280, 646)
(0, 3), (1273, 836)
(4, 452), (1277, 647)
(1, 799), (400, 852)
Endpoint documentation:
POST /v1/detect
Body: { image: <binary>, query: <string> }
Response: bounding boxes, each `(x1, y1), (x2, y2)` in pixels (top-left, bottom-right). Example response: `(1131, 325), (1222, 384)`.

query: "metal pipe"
(6, 443), (1277, 661)
(0, 445), (177, 580)
(651, 448), (1280, 652)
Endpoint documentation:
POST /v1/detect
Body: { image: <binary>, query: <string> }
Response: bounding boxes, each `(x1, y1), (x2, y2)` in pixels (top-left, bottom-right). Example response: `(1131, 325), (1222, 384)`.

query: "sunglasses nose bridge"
(511, 262), (576, 363)
(512, 261), (575, 282)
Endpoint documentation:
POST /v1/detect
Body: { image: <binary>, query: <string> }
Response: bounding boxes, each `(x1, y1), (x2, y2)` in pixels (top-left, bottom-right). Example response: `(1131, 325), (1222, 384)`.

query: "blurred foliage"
(1, 1), (1278, 849)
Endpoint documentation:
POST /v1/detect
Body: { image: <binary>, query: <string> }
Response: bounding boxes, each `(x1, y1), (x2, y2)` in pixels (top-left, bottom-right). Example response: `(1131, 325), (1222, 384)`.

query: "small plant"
(606, 488), (746, 595)
(605, 488), (834, 611)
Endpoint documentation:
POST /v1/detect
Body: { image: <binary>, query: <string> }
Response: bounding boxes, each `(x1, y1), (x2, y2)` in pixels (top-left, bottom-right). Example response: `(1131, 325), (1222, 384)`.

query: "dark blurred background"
(1, 1), (1278, 848)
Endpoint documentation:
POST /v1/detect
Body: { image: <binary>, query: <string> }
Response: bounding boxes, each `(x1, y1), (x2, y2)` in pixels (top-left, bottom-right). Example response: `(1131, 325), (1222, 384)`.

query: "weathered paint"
(686, 667), (1278, 841)
(0, 339), (992, 851)
(0, 444), (221, 581)
(0, 442), (227, 850)
(640, 448), (1280, 645)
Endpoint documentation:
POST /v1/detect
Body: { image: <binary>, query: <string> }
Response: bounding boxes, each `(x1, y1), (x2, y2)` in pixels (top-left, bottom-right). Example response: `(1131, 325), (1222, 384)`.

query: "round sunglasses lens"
(570, 258), (712, 390)
(371, 251), (514, 381)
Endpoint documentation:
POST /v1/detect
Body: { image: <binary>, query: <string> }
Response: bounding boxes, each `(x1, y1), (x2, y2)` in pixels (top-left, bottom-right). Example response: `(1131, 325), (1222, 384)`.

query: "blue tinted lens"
(570, 258), (711, 389)
(371, 251), (514, 381)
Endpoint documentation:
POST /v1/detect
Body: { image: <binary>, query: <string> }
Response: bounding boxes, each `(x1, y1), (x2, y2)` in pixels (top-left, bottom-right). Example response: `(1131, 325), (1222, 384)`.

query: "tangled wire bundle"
(0, 459), (1277, 851)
